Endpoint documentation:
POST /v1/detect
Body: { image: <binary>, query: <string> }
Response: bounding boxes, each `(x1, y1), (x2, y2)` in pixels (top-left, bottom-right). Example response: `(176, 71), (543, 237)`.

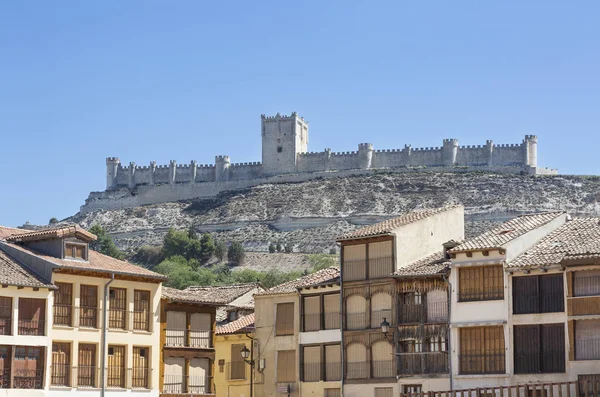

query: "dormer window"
(64, 243), (87, 260)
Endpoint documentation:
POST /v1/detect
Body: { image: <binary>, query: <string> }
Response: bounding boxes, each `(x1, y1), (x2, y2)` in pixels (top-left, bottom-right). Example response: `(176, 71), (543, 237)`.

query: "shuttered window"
(375, 388), (394, 397)
(190, 313), (211, 348)
(0, 297), (12, 335)
(323, 294), (340, 330)
(574, 270), (600, 297)
(77, 344), (96, 387)
(54, 283), (73, 326)
(346, 343), (367, 379)
(189, 358), (210, 393)
(18, 298), (45, 336)
(133, 290), (150, 331)
(164, 357), (185, 393)
(64, 243), (86, 260)
(325, 344), (341, 381)
(459, 266), (503, 302)
(303, 296), (321, 332)
(277, 350), (295, 382)
(51, 342), (70, 386)
(368, 241), (393, 279)
(108, 288), (126, 329)
(343, 244), (366, 281)
(325, 389), (341, 397)
(370, 293), (392, 329)
(276, 303), (294, 336)
(346, 295), (367, 330)
(132, 347), (149, 388)
(514, 324), (565, 373)
(230, 344), (246, 380)
(575, 319), (600, 360)
(80, 285), (98, 328)
(459, 326), (505, 374)
(13, 346), (43, 389)
(107, 345), (125, 388)
(513, 274), (564, 314)
(302, 346), (321, 382)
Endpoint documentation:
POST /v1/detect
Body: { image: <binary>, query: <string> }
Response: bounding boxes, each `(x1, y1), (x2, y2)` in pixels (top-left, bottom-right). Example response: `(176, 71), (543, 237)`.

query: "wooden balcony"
(568, 296), (600, 317)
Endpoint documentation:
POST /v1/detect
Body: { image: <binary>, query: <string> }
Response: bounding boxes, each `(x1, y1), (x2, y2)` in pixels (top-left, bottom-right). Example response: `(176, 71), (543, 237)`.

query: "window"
(575, 319), (600, 360)
(429, 336), (447, 352)
(18, 298), (45, 336)
(133, 290), (150, 331)
(401, 339), (423, 353)
(80, 285), (98, 328)
(302, 346), (321, 382)
(132, 346), (149, 388)
(459, 265), (504, 302)
(13, 346), (43, 389)
(513, 274), (564, 314)
(64, 243), (86, 260)
(325, 344), (341, 381)
(0, 346), (11, 388)
(427, 290), (448, 322)
(277, 350), (295, 382)
(107, 345), (125, 388)
(277, 146), (283, 153)
(190, 313), (211, 348)
(300, 344), (341, 382)
(370, 293), (392, 329)
(375, 388), (394, 397)
(346, 343), (367, 379)
(371, 341), (394, 378)
(459, 326), (505, 374)
(166, 311), (186, 346)
(403, 385), (422, 395)
(189, 358), (210, 394)
(77, 344), (96, 387)
(574, 270), (600, 297)
(0, 297), (12, 335)
(398, 292), (424, 324)
(346, 295), (367, 330)
(325, 389), (341, 397)
(108, 288), (126, 329)
(54, 283), (73, 326)
(303, 296), (321, 332)
(342, 244), (366, 281)
(230, 344), (246, 380)
(323, 294), (340, 330)
(578, 374), (600, 397)
(51, 342), (70, 386)
(368, 241), (393, 279)
(514, 324), (565, 373)
(163, 357), (185, 393)
(276, 303), (294, 336)
(228, 311), (237, 322)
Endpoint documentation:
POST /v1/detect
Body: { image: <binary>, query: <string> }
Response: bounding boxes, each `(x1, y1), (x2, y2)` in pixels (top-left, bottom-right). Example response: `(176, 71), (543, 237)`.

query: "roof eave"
(336, 232), (394, 243)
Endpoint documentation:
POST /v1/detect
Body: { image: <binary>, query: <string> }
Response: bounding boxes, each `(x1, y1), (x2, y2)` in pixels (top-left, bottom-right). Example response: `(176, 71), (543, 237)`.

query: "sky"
(1, 1), (599, 227)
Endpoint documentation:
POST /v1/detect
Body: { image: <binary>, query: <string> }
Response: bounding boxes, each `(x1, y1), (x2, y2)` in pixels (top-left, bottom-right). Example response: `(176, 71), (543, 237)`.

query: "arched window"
(346, 295), (367, 330)
(426, 290), (448, 322)
(346, 343), (367, 379)
(370, 292), (392, 329)
(371, 341), (394, 378)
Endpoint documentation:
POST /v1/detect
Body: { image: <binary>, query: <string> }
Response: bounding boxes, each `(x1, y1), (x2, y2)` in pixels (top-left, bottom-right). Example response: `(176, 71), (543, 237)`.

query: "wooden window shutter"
(51, 342), (70, 386)
(541, 324), (565, 373)
(302, 346), (321, 382)
(277, 350), (295, 382)
(459, 267), (481, 301)
(303, 296), (320, 332)
(514, 325), (540, 373)
(513, 276), (539, 314)
(276, 303), (294, 336)
(540, 274), (564, 313)
(230, 344), (246, 380)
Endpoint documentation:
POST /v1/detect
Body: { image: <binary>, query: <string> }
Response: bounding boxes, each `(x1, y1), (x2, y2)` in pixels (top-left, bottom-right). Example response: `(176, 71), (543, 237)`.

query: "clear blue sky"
(1, 1), (599, 227)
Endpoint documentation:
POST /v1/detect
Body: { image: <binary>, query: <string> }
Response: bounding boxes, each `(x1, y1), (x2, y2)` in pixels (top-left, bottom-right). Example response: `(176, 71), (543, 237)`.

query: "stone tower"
(106, 157), (120, 189)
(261, 112), (308, 175)
(523, 135), (538, 167)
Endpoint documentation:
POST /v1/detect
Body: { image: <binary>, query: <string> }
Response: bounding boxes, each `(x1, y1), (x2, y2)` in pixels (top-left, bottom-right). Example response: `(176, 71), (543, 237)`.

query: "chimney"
(442, 240), (461, 260)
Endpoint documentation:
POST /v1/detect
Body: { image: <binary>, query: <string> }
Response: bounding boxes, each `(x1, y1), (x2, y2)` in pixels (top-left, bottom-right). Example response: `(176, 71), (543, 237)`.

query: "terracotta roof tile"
(256, 267), (340, 296)
(0, 250), (55, 289)
(509, 218), (600, 268)
(337, 206), (463, 241)
(392, 251), (450, 277)
(162, 286), (226, 305)
(216, 313), (255, 335)
(450, 212), (566, 253)
(0, 226), (26, 240)
(184, 283), (262, 303)
(5, 225), (97, 243)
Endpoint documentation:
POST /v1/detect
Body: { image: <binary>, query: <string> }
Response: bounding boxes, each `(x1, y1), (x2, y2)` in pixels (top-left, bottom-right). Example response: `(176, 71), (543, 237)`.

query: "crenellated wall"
(86, 114), (555, 212)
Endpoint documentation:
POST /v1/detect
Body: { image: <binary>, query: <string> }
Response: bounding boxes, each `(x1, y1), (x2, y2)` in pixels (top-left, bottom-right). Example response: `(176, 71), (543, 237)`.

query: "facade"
(337, 206), (465, 397)
(0, 225), (167, 397)
(82, 114), (555, 213)
(214, 313), (255, 397)
(253, 267), (340, 397)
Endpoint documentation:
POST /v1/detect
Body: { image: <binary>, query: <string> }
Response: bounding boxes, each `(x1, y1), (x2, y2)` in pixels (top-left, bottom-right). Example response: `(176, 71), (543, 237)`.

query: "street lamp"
(380, 318), (393, 343)
(240, 345), (251, 360)
(240, 344), (255, 397)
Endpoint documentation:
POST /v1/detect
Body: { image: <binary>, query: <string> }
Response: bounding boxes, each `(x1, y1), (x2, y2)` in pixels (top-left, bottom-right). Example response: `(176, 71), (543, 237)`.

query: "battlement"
(101, 113), (551, 196)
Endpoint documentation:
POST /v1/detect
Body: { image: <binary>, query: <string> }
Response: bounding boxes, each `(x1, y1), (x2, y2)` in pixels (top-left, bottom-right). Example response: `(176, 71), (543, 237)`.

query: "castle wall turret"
(106, 157), (120, 189)
(357, 143), (374, 169)
(442, 139), (459, 166)
(215, 156), (231, 182)
(524, 135), (538, 166)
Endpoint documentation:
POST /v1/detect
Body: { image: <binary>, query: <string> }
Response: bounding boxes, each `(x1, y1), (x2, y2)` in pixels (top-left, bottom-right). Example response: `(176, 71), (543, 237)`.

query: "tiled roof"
(184, 283), (262, 304)
(256, 267), (340, 296)
(162, 286), (225, 305)
(509, 218), (600, 268)
(0, 250), (55, 289)
(5, 225), (97, 243)
(449, 212), (565, 253)
(337, 206), (462, 241)
(0, 226), (26, 240)
(392, 251), (450, 277)
(216, 313), (255, 335)
(0, 241), (166, 281)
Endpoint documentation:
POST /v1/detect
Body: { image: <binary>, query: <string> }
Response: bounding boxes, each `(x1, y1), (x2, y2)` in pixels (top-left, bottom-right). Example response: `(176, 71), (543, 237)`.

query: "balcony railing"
(50, 367), (150, 389)
(13, 369), (43, 389)
(303, 362), (321, 382)
(51, 364), (71, 386)
(0, 318), (11, 335)
(226, 361), (246, 380)
(371, 309), (392, 329)
(458, 287), (504, 302)
(575, 338), (600, 361)
(131, 310), (151, 331)
(165, 329), (213, 348)
(107, 366), (126, 388)
(326, 362), (341, 381)
(302, 312), (341, 332)
(398, 304), (424, 324)
(574, 275), (600, 297)
(372, 360), (395, 378)
(76, 366), (98, 388)
(368, 257), (393, 279)
(162, 375), (211, 394)
(0, 368), (9, 388)
(301, 362), (342, 382)
(459, 353), (505, 375)
(398, 352), (449, 374)
(53, 304), (73, 326)
(130, 367), (150, 389)
(78, 306), (99, 328)
(346, 362), (368, 379)
(346, 312), (367, 330)
(108, 308), (127, 329)
(18, 319), (44, 336)
(343, 260), (366, 282)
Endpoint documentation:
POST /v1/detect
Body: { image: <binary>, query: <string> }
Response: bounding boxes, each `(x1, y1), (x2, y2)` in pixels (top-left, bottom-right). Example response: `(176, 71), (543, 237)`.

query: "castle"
(82, 112), (556, 212)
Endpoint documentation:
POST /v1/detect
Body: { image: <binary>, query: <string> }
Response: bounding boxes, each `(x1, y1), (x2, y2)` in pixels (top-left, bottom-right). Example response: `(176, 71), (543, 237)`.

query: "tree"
(308, 254), (337, 272)
(198, 233), (215, 264)
(329, 247), (337, 255)
(227, 241), (245, 265)
(155, 256), (216, 289)
(187, 225), (198, 240)
(214, 240), (227, 262)
(88, 224), (124, 259)
(162, 229), (191, 259)
(268, 243), (276, 253)
(132, 245), (164, 267)
(49, 217), (59, 225)
(284, 243), (293, 253)
(275, 242), (282, 253)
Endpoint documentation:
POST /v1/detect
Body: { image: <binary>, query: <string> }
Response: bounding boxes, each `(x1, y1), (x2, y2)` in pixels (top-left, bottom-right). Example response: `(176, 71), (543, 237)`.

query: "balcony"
(78, 306), (99, 328)
(368, 257), (393, 279)
(301, 361), (342, 382)
(372, 360), (395, 378)
(13, 369), (44, 389)
(458, 287), (503, 303)
(568, 296), (600, 317)
(398, 352), (448, 374)
(51, 364), (71, 387)
(326, 362), (341, 381)
(131, 310), (151, 331)
(343, 260), (366, 282)
(346, 362), (368, 379)
(459, 353), (505, 375)
(0, 318), (11, 335)
(50, 367), (151, 389)
(162, 375), (212, 394)
(18, 319), (44, 336)
(165, 329), (213, 348)
(303, 362), (321, 382)
(53, 304), (73, 326)
(345, 313), (367, 330)
(108, 308), (127, 329)
(76, 366), (98, 388)
(302, 312), (341, 332)
(0, 368), (9, 388)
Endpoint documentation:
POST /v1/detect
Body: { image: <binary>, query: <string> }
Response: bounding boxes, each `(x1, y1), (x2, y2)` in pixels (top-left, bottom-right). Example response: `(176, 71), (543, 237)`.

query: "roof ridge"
(185, 282), (261, 290)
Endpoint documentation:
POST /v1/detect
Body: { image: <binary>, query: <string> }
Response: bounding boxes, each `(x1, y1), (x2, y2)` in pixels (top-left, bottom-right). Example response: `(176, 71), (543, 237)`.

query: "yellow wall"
(214, 333), (253, 397)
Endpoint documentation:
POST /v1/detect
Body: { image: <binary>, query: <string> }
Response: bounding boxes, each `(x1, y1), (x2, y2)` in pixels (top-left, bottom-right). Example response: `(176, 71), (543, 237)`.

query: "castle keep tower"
(106, 157), (120, 189)
(261, 112), (308, 175)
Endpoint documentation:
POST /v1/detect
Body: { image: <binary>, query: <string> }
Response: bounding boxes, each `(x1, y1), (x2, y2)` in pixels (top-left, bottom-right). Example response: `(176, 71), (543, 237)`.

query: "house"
(214, 313), (255, 397)
(253, 267), (340, 397)
(336, 206), (464, 397)
(0, 224), (167, 396)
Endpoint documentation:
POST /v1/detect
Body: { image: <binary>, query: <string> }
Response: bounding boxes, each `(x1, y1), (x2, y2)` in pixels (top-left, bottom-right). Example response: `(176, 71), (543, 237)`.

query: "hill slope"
(69, 172), (600, 253)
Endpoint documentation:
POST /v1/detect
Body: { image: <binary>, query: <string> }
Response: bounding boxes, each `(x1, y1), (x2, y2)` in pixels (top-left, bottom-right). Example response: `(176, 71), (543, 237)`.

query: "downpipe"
(101, 273), (115, 397)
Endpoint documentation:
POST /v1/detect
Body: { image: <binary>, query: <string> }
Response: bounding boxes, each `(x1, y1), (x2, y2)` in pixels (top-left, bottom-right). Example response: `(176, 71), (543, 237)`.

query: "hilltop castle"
(82, 112), (556, 212)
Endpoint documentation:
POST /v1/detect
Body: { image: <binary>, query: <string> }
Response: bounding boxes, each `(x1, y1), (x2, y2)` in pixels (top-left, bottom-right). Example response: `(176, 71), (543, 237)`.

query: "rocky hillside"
(69, 172), (600, 254)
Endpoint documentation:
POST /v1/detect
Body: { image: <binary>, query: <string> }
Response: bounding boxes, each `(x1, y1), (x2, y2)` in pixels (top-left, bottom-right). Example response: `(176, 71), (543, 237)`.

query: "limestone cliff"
(69, 172), (600, 254)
